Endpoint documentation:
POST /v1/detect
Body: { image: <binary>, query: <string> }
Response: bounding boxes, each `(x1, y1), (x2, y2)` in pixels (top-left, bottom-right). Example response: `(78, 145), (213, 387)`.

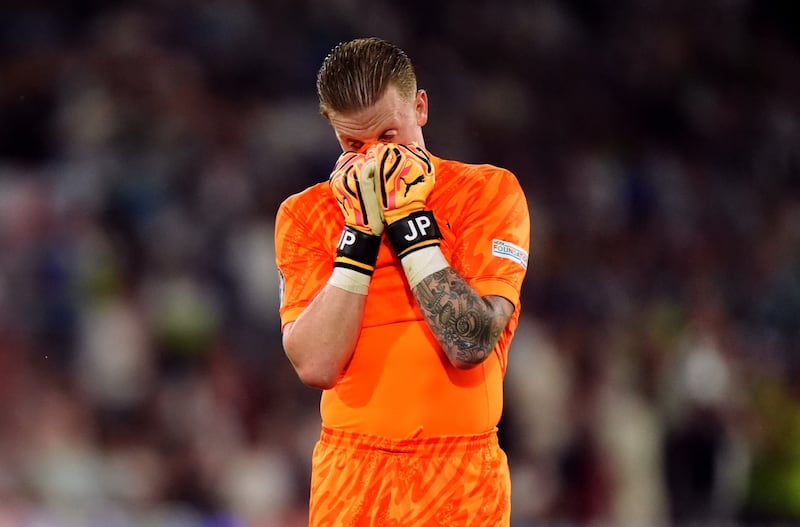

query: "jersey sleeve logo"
(491, 239), (529, 269)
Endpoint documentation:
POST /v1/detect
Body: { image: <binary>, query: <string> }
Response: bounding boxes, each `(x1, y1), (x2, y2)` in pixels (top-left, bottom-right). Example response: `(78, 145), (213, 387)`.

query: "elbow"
(283, 337), (341, 389)
(447, 344), (494, 370)
(293, 363), (339, 390)
(282, 323), (351, 390)
(451, 358), (485, 370)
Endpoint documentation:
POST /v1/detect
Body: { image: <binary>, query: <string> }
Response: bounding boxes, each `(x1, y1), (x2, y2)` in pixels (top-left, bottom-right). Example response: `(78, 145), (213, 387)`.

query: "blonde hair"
(316, 37), (417, 118)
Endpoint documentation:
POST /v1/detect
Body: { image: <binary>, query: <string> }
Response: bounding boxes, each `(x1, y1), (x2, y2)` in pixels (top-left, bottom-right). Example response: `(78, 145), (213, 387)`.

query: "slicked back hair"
(317, 37), (417, 118)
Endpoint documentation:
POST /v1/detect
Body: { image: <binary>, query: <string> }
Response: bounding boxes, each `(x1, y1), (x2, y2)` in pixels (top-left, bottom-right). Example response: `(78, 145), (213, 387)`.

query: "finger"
(397, 144), (433, 173)
(378, 144), (401, 183)
(358, 157), (384, 235)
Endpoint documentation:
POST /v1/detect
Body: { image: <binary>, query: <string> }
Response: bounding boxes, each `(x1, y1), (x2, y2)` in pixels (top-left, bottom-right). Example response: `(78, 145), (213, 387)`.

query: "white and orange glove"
(366, 142), (449, 288)
(327, 151), (383, 294)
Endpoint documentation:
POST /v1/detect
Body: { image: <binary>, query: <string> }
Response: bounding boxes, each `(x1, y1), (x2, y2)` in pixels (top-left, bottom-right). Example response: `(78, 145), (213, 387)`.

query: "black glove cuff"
(334, 226), (382, 275)
(386, 210), (442, 258)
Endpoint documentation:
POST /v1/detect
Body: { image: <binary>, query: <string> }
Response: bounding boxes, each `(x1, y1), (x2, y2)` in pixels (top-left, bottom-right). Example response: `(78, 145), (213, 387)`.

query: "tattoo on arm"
(413, 268), (513, 367)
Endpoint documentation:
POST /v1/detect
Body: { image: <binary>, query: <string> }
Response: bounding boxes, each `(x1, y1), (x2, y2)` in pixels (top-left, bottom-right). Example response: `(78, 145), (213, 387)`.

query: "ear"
(415, 89), (429, 127)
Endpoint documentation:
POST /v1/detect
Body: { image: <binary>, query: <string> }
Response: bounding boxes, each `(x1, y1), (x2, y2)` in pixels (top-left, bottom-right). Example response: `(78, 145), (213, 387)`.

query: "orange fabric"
(275, 155), (530, 437)
(309, 427), (511, 526)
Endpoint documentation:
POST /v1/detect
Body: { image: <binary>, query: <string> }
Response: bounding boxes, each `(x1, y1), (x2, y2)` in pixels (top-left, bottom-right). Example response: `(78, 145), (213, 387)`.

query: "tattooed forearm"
(413, 268), (513, 368)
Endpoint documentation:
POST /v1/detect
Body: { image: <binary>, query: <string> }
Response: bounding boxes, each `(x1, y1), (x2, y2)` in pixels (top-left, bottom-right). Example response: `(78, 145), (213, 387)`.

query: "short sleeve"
(274, 193), (336, 329)
(445, 168), (530, 307)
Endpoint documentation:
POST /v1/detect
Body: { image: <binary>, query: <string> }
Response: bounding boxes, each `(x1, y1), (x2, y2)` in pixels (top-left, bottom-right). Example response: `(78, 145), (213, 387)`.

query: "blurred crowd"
(0, 0), (798, 525)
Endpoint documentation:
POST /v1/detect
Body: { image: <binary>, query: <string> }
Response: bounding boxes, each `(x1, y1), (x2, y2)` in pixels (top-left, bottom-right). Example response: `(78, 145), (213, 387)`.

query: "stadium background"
(0, 0), (799, 525)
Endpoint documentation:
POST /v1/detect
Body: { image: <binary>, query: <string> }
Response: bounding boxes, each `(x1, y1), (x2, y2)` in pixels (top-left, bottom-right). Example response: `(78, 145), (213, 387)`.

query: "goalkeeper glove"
(368, 142), (448, 287)
(327, 151), (384, 294)
(369, 142), (440, 256)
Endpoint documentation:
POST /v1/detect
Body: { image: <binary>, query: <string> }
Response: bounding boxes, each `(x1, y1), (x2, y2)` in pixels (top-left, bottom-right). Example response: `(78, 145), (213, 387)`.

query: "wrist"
(334, 225), (381, 275)
(400, 245), (449, 288)
(386, 210), (442, 258)
(327, 267), (371, 295)
(382, 205), (422, 227)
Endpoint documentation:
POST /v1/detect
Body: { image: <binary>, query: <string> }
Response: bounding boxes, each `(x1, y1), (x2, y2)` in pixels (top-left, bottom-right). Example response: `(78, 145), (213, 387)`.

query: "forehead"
(328, 87), (411, 139)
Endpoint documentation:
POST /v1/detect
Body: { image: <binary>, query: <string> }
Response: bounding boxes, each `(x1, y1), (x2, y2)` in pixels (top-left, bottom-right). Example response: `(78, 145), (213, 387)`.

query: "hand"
(368, 142), (435, 226)
(328, 151), (383, 281)
(367, 143), (442, 259)
(328, 151), (384, 236)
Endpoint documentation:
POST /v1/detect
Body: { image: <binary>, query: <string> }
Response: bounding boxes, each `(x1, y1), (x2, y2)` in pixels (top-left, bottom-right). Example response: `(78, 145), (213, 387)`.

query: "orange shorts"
(308, 427), (511, 526)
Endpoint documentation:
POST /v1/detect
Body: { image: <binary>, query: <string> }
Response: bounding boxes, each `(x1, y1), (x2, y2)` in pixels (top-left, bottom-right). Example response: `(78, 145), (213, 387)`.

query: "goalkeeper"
(275, 37), (530, 526)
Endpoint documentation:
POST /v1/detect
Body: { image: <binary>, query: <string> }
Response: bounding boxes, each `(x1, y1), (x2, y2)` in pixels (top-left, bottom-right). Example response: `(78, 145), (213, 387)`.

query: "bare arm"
(412, 267), (514, 369)
(282, 285), (366, 389)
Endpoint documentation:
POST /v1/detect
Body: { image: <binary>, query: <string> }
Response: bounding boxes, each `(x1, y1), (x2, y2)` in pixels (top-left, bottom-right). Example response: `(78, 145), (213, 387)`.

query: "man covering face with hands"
(275, 36), (530, 526)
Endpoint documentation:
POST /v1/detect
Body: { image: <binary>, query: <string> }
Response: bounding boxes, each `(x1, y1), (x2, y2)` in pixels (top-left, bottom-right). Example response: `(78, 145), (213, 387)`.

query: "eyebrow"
(340, 128), (397, 143)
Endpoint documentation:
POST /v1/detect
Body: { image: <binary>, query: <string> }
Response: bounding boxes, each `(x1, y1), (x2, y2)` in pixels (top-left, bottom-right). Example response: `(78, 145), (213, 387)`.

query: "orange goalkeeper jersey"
(275, 154), (530, 438)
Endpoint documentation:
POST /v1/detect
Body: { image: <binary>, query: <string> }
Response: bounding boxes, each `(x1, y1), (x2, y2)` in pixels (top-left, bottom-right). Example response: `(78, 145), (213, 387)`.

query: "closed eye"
(347, 140), (364, 151)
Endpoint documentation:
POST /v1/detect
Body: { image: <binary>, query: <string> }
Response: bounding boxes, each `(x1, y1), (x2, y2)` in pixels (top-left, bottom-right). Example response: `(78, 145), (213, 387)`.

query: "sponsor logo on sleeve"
(492, 239), (529, 269)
